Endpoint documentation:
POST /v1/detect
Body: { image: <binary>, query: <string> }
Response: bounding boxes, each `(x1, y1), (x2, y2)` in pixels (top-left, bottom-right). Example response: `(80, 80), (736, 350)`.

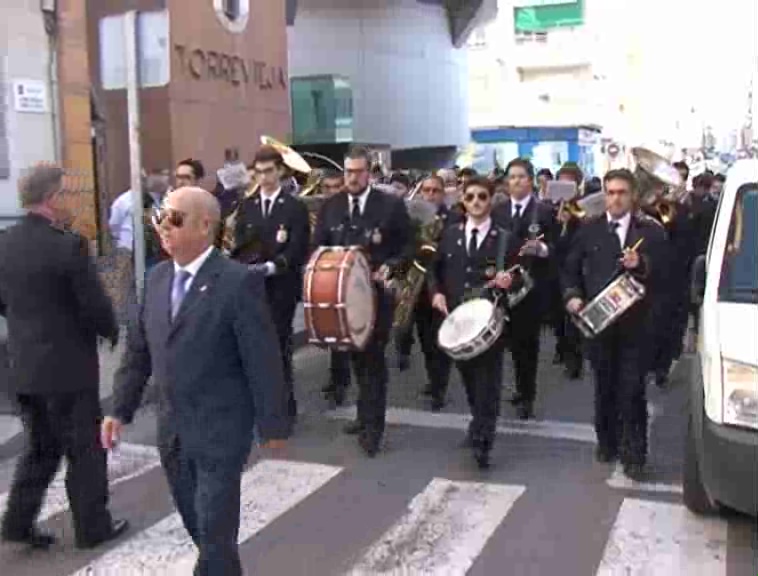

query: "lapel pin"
(200, 285), (208, 292)
(277, 198), (284, 204)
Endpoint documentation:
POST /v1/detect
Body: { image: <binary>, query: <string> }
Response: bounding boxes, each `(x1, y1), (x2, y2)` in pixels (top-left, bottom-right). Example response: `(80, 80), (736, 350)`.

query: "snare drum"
(571, 273), (646, 338)
(504, 265), (534, 308)
(303, 246), (376, 350)
(437, 298), (505, 361)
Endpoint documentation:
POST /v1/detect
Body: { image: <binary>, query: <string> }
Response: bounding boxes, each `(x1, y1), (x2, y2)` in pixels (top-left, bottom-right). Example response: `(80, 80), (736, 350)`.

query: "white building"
(287, 0), (497, 166)
(0, 2), (58, 225)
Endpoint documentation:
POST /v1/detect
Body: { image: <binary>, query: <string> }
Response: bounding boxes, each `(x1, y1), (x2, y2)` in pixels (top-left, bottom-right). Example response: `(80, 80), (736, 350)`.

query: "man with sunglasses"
(395, 175), (459, 408)
(313, 146), (411, 457)
(562, 169), (664, 480)
(230, 145), (310, 426)
(104, 186), (289, 576)
(492, 158), (557, 420)
(429, 176), (515, 469)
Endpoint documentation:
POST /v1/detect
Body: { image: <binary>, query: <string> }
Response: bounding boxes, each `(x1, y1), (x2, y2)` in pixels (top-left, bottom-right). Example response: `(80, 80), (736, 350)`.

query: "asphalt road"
(0, 332), (756, 575)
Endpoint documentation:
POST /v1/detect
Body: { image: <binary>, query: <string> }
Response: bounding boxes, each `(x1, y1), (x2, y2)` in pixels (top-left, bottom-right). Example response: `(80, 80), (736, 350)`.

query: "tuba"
(631, 147), (684, 225)
(390, 196), (445, 332)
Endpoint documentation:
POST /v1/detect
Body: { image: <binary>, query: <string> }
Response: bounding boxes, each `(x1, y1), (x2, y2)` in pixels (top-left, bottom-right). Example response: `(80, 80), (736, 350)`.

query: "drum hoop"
(304, 247), (328, 343)
(439, 299), (501, 358)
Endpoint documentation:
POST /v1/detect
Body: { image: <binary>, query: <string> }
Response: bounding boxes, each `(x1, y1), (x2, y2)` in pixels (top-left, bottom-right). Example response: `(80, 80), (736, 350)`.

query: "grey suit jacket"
(112, 249), (288, 458)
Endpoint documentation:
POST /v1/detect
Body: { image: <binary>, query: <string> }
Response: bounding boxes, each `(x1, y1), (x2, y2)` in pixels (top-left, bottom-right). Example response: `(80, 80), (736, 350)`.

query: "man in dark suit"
(0, 165), (127, 549)
(430, 176), (515, 469)
(102, 186), (289, 576)
(562, 169), (665, 480)
(313, 146), (411, 456)
(232, 145), (310, 424)
(396, 175), (459, 407)
(492, 158), (557, 419)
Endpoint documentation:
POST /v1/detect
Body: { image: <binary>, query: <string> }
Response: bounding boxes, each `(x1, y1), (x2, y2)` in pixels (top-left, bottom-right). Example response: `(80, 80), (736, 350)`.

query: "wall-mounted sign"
(173, 44), (286, 90)
(512, 0), (576, 6)
(13, 80), (48, 114)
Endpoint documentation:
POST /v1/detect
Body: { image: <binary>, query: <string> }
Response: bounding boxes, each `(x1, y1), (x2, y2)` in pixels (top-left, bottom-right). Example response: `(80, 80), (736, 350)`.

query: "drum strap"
(495, 228), (509, 272)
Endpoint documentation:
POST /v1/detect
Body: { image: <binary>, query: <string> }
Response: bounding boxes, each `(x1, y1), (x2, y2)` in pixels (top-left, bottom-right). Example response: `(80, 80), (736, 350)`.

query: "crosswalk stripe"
(326, 406), (598, 443)
(347, 479), (525, 575)
(605, 463), (684, 495)
(70, 459), (342, 575)
(596, 498), (728, 576)
(0, 443), (161, 524)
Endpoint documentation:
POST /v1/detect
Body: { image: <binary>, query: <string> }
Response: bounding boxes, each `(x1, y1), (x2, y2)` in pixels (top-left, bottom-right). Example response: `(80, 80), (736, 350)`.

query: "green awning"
(514, 0), (583, 32)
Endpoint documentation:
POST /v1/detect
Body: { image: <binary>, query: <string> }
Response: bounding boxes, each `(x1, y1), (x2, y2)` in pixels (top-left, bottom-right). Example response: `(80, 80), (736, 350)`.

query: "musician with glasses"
(230, 145), (310, 428)
(562, 169), (664, 480)
(492, 158), (556, 420)
(395, 175), (459, 408)
(313, 146), (411, 457)
(430, 176), (515, 470)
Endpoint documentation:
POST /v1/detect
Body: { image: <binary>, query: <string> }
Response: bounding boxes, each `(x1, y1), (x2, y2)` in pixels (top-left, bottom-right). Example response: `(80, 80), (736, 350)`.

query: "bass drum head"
(438, 299), (494, 351)
(344, 250), (375, 349)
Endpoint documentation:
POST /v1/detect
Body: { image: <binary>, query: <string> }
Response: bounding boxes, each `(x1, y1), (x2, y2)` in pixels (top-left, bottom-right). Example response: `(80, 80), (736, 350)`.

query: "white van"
(685, 159), (758, 516)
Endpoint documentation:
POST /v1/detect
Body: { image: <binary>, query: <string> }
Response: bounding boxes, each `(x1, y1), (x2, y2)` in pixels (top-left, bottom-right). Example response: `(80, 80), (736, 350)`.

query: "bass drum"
(437, 298), (505, 361)
(303, 246), (376, 350)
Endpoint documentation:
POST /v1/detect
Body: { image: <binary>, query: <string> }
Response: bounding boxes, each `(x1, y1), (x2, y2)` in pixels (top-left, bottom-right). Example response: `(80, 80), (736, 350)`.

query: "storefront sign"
(13, 80), (48, 114)
(173, 44), (286, 90)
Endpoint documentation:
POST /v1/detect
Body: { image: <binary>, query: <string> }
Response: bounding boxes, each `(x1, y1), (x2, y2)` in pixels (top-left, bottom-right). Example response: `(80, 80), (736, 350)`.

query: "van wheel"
(683, 415), (718, 515)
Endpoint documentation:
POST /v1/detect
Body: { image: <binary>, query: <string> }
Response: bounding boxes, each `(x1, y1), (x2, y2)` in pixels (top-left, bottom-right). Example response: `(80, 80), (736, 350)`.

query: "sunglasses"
(154, 207), (186, 228)
(463, 191), (489, 203)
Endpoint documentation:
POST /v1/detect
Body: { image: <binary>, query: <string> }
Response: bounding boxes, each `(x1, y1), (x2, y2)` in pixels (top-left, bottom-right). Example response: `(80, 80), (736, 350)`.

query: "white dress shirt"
(108, 189), (163, 251)
(606, 211), (631, 247)
(465, 217), (491, 253)
(349, 187), (372, 216)
(511, 194), (532, 218)
(173, 245), (215, 293)
(260, 187), (281, 217)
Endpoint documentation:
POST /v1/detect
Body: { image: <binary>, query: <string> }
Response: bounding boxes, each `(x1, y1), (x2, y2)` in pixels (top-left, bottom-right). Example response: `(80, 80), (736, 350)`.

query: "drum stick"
(626, 238), (644, 253)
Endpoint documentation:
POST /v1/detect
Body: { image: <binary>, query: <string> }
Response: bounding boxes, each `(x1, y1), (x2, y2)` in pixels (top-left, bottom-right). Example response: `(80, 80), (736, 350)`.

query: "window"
(213, 0), (250, 33)
(718, 184), (758, 303)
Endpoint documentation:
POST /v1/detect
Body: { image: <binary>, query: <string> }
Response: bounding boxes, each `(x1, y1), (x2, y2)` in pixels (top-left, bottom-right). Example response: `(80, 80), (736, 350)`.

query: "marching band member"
(562, 169), (665, 480)
(231, 145), (311, 428)
(313, 146), (411, 457)
(429, 176), (514, 469)
(492, 158), (556, 420)
(396, 175), (457, 409)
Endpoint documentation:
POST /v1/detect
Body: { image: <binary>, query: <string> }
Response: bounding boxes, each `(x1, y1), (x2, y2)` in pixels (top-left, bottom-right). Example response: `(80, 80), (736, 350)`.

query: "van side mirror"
(691, 254), (707, 305)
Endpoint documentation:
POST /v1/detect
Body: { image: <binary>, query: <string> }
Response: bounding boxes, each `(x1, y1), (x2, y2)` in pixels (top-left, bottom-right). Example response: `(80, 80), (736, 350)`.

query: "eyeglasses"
(154, 207), (186, 228)
(254, 166), (277, 175)
(463, 191), (489, 203)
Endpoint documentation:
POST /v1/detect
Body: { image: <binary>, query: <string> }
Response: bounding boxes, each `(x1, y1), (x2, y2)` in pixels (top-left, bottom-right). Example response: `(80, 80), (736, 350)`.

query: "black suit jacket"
(429, 222), (514, 310)
(492, 196), (557, 317)
(561, 214), (665, 335)
(232, 191), (311, 300)
(112, 249), (288, 458)
(0, 214), (118, 395)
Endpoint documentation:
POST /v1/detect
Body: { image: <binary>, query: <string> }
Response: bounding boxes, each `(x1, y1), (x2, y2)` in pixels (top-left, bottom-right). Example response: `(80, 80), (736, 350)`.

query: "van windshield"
(718, 183), (758, 304)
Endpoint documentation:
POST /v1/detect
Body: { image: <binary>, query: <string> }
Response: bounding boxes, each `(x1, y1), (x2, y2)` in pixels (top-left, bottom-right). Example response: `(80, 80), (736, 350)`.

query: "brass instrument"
(631, 146), (684, 225)
(390, 198), (445, 331)
(221, 183), (259, 256)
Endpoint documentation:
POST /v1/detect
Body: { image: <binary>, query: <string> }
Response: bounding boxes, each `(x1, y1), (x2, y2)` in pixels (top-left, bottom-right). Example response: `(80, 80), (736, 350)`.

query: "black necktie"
(264, 199), (272, 218)
(609, 221), (621, 248)
(468, 228), (479, 256)
(351, 197), (361, 221)
(513, 204), (522, 219)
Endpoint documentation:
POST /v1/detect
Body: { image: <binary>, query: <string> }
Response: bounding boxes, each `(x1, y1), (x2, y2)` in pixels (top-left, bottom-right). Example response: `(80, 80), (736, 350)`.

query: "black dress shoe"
(321, 382), (337, 394)
(565, 365), (583, 380)
(594, 446), (618, 463)
(516, 403), (534, 420)
(358, 433), (380, 457)
(76, 519), (129, 549)
(509, 393), (525, 406)
(430, 397), (445, 412)
(623, 462), (646, 481)
(474, 447), (490, 470)
(421, 384), (434, 397)
(2, 528), (57, 549)
(343, 420), (365, 435)
(333, 385), (346, 407)
(397, 355), (411, 372)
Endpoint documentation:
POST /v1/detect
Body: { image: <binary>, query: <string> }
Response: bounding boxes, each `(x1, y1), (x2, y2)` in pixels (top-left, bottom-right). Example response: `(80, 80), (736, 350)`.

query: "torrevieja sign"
(173, 44), (287, 90)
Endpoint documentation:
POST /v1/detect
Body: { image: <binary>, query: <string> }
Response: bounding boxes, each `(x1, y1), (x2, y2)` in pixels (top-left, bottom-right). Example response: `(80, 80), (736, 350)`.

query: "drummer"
(429, 176), (514, 470)
(561, 168), (664, 480)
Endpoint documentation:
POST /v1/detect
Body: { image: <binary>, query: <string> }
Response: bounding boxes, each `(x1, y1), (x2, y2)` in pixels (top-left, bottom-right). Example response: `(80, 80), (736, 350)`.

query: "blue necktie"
(171, 269), (191, 320)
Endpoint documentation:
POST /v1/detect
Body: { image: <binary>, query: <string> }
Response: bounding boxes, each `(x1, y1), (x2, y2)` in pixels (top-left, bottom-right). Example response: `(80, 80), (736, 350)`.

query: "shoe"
(509, 393), (525, 406)
(430, 397), (445, 412)
(517, 403), (534, 420)
(333, 385), (346, 407)
(552, 351), (564, 365)
(76, 519), (129, 549)
(321, 382), (336, 394)
(473, 447), (490, 470)
(565, 365), (583, 380)
(2, 528), (57, 549)
(343, 420), (365, 435)
(622, 462), (646, 481)
(397, 355), (410, 372)
(358, 433), (380, 457)
(594, 446), (618, 463)
(421, 384), (434, 397)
